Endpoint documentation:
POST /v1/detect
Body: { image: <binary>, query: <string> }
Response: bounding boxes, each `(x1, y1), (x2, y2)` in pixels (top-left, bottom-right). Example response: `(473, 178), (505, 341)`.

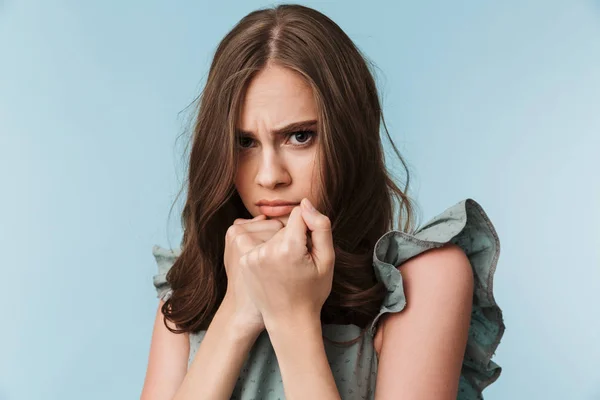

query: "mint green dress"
(152, 198), (505, 399)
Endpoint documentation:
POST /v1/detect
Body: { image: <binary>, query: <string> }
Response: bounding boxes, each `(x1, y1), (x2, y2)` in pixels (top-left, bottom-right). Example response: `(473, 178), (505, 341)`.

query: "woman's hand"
(222, 214), (284, 337)
(239, 198), (335, 330)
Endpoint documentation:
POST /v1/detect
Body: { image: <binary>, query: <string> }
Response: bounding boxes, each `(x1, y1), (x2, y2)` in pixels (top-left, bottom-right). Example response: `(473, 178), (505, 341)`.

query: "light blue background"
(1, 1), (599, 399)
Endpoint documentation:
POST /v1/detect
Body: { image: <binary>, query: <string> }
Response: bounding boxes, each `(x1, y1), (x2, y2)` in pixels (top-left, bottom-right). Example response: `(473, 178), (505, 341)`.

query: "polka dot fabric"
(152, 198), (505, 399)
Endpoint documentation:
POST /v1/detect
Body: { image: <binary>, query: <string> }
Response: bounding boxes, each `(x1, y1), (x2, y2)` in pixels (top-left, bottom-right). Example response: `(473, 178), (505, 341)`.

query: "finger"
(236, 219), (284, 233)
(284, 205), (308, 248)
(234, 214), (266, 225)
(249, 230), (281, 243)
(300, 198), (334, 269)
(236, 229), (281, 257)
(246, 242), (263, 268)
(235, 232), (258, 255)
(227, 219), (282, 247)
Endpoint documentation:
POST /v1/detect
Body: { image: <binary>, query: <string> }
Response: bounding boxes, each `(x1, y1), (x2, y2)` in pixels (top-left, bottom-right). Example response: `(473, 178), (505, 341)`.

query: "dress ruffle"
(151, 244), (181, 302)
(369, 198), (505, 398)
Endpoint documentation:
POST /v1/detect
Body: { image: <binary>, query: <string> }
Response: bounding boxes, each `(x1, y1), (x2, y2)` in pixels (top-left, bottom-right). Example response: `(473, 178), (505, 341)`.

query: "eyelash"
(237, 129), (316, 150)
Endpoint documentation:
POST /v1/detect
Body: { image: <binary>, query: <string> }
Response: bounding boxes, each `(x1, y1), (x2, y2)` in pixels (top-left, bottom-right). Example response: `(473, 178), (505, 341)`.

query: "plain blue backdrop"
(1, 1), (599, 399)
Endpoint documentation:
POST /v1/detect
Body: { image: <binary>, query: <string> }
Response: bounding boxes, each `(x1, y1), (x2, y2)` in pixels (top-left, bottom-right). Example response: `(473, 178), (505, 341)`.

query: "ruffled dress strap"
(369, 198), (505, 398)
(151, 245), (182, 302)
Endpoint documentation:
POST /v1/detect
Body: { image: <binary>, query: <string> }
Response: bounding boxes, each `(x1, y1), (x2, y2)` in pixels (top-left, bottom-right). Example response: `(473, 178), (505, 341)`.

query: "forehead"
(238, 65), (317, 131)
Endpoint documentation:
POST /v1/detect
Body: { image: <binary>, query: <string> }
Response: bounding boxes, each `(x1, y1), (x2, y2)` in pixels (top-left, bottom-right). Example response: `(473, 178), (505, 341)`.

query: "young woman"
(141, 4), (505, 400)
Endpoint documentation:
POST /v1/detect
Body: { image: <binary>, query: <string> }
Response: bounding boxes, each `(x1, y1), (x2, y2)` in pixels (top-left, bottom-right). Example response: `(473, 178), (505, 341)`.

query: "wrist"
(216, 296), (264, 341)
(264, 311), (322, 338)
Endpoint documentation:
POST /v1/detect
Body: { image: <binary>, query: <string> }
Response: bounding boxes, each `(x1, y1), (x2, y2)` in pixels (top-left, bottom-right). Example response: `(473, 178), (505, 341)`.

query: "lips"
(258, 204), (298, 217)
(256, 200), (300, 217)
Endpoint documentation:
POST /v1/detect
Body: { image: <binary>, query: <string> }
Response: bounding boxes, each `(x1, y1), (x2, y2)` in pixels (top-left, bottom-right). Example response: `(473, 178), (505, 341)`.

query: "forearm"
(173, 305), (259, 400)
(266, 315), (341, 400)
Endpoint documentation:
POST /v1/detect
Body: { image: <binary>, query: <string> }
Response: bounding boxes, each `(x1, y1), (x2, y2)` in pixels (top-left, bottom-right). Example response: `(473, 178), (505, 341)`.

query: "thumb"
(300, 198), (334, 270)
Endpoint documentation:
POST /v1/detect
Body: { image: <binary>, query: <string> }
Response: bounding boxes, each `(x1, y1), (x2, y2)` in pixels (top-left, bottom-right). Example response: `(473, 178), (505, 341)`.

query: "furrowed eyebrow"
(236, 119), (318, 137)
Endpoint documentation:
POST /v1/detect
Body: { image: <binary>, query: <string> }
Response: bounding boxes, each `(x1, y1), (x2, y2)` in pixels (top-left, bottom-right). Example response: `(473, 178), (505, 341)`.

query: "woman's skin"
(160, 62), (340, 400)
(234, 61), (321, 227)
(229, 61), (341, 399)
(142, 62), (474, 400)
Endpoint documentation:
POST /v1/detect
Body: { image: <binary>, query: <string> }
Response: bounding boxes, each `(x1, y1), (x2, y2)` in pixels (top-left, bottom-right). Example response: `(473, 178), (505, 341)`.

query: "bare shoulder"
(372, 243), (474, 398)
(373, 242), (473, 357)
(140, 300), (190, 400)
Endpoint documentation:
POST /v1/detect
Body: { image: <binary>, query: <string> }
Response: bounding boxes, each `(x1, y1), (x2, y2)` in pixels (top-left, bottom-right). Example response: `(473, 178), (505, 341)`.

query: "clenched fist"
(221, 214), (284, 336)
(239, 198), (335, 330)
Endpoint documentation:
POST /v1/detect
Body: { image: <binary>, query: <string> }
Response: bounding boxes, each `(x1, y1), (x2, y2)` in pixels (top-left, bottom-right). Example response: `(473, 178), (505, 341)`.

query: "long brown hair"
(161, 4), (419, 340)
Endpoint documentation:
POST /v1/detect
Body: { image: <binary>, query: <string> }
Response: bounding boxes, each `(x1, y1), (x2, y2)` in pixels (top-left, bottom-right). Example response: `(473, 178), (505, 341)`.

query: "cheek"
(234, 164), (250, 196)
(293, 154), (318, 188)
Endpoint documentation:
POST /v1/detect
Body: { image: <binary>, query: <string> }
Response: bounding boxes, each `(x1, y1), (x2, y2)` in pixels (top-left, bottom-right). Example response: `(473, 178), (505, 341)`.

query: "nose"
(254, 147), (291, 189)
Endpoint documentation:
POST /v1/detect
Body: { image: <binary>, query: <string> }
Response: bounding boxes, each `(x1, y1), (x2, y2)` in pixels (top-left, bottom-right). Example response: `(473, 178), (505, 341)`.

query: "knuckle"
(226, 225), (242, 241)
(324, 255), (335, 266)
(316, 215), (331, 228)
(233, 232), (248, 248)
(258, 246), (267, 261)
(278, 241), (293, 256)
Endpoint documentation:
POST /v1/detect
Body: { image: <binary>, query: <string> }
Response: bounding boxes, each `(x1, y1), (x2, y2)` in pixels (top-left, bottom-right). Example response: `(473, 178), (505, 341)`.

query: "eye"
(236, 129), (317, 150)
(287, 130), (316, 147)
(238, 135), (254, 149)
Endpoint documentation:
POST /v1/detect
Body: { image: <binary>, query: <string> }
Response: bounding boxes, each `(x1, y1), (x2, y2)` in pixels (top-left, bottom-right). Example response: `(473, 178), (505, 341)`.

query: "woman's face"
(235, 64), (320, 226)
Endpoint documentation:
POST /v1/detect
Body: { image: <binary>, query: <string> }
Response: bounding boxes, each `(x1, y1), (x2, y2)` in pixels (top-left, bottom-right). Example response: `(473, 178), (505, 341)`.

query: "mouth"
(257, 204), (299, 217)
